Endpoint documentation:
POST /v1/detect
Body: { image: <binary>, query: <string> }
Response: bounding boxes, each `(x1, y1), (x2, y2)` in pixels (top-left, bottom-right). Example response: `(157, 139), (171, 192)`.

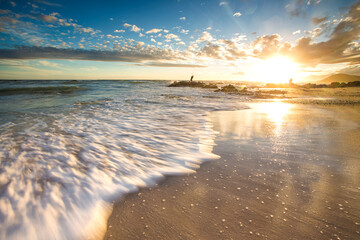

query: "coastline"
(104, 102), (360, 239)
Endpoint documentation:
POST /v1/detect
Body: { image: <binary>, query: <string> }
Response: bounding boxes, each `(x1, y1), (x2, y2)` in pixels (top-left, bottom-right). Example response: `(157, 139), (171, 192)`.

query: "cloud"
(9, 1), (16, 7)
(114, 29), (125, 33)
(131, 25), (141, 32)
(39, 14), (58, 23)
(286, 0), (322, 17)
(80, 27), (96, 33)
(0, 45), (183, 63)
(233, 12), (242, 17)
(251, 34), (287, 58)
(196, 31), (213, 43)
(291, 1), (360, 65)
(179, 17), (186, 21)
(180, 29), (189, 34)
(311, 16), (328, 25)
(110, 18), (114, 21)
(139, 62), (207, 68)
(34, 0), (62, 7)
(136, 41), (145, 47)
(38, 60), (60, 67)
(165, 33), (179, 40)
(146, 28), (162, 34)
(219, 2), (228, 6)
(199, 43), (226, 59)
(293, 30), (301, 35)
(123, 23), (141, 32)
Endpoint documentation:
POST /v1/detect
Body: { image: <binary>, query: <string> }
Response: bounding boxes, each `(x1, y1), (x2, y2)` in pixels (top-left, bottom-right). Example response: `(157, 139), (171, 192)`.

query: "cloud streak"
(0, 45), (182, 63)
(138, 62), (207, 68)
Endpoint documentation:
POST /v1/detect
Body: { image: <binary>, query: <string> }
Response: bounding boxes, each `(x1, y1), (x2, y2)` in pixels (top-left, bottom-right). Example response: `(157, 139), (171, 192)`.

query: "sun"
(251, 56), (298, 83)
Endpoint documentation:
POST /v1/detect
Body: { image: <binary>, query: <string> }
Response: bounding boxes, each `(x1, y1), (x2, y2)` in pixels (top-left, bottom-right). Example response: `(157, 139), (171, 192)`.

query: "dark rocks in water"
(215, 84), (239, 93)
(202, 83), (218, 89)
(168, 81), (206, 87)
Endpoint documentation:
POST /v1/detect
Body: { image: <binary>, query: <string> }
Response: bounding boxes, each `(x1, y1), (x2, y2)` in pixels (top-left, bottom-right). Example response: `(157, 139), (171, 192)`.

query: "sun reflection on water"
(258, 101), (293, 127)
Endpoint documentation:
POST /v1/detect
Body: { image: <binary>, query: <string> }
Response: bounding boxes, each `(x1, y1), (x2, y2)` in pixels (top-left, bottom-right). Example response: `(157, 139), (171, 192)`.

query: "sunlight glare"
(252, 56), (298, 83)
(259, 101), (293, 126)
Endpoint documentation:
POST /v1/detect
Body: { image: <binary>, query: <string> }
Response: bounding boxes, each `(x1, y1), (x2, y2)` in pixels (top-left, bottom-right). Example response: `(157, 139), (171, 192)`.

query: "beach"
(1, 81), (359, 240)
(104, 102), (360, 240)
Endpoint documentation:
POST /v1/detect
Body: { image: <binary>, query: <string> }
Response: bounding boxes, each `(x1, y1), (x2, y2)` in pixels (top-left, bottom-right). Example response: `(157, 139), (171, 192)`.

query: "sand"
(104, 102), (360, 240)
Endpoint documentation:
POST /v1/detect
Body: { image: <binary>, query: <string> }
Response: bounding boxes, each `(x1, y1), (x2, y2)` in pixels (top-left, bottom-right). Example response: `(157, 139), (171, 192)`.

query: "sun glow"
(250, 56), (299, 83)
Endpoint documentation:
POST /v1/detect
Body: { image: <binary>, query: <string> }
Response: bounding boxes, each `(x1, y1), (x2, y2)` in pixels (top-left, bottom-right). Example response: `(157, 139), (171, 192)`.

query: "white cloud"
(179, 17), (186, 21)
(196, 31), (213, 43)
(123, 23), (141, 32)
(219, 2), (228, 6)
(136, 41), (145, 48)
(131, 25), (141, 32)
(151, 38), (156, 43)
(38, 60), (60, 67)
(146, 28), (163, 34)
(180, 29), (189, 34)
(110, 18), (114, 21)
(165, 33), (179, 39)
(80, 27), (95, 33)
(233, 12), (242, 17)
(139, 33), (144, 37)
(165, 34), (180, 41)
(292, 30), (301, 35)
(114, 29), (125, 33)
(9, 1), (16, 7)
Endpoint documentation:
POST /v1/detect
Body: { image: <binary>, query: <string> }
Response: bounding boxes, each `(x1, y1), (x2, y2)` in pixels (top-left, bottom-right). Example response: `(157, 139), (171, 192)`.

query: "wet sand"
(104, 102), (360, 239)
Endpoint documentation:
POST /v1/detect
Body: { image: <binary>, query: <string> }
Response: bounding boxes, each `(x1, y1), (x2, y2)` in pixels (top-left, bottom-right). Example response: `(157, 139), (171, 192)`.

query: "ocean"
(0, 80), (248, 239)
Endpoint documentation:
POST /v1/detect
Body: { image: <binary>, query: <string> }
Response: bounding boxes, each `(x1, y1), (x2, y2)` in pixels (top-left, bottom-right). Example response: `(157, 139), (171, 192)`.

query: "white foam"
(0, 85), (246, 240)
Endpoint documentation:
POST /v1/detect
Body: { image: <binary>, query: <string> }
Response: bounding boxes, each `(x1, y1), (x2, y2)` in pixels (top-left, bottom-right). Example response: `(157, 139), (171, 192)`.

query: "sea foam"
(0, 81), (246, 239)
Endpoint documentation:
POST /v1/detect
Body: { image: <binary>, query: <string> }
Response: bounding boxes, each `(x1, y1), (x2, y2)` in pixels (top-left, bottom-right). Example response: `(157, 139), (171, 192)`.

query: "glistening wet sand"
(104, 102), (360, 239)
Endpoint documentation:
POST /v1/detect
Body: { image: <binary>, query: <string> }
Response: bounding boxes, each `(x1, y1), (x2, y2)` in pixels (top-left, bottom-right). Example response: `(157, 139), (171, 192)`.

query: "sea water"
(0, 80), (248, 240)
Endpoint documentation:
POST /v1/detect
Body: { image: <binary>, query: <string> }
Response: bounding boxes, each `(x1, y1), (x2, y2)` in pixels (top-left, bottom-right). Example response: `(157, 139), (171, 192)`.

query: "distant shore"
(168, 80), (360, 104)
(104, 101), (360, 239)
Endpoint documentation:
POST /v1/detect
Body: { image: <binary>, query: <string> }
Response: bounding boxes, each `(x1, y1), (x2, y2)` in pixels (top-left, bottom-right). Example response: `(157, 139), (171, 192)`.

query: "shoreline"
(104, 102), (360, 239)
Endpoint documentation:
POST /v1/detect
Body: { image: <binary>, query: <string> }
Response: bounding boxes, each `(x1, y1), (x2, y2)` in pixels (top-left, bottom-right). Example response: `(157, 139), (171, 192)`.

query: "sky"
(0, 0), (359, 82)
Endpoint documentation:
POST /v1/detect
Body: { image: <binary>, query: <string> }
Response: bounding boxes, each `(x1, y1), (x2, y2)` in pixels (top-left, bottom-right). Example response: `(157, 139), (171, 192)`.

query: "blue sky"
(0, 0), (359, 81)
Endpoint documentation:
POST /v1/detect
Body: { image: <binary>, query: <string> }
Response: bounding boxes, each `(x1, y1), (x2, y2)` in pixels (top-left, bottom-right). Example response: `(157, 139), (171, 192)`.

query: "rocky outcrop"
(168, 81), (206, 87)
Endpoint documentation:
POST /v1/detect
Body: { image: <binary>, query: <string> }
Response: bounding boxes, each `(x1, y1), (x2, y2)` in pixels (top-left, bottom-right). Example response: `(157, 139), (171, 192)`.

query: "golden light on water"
(250, 56), (299, 83)
(259, 101), (293, 126)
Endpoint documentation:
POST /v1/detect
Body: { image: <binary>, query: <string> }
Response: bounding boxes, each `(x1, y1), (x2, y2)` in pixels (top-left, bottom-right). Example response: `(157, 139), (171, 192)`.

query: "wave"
(0, 94), (220, 240)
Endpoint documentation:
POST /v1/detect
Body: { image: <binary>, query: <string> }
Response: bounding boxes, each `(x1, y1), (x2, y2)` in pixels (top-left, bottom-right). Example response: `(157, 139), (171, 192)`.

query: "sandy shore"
(104, 102), (360, 239)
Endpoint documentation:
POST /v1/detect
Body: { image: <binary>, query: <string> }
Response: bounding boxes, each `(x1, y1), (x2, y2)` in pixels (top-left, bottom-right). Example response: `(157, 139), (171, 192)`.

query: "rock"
(202, 83), (218, 89)
(215, 84), (239, 93)
(168, 81), (206, 87)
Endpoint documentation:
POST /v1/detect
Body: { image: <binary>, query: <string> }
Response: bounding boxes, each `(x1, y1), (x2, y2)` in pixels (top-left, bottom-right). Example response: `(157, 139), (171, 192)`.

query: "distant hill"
(318, 74), (360, 83)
